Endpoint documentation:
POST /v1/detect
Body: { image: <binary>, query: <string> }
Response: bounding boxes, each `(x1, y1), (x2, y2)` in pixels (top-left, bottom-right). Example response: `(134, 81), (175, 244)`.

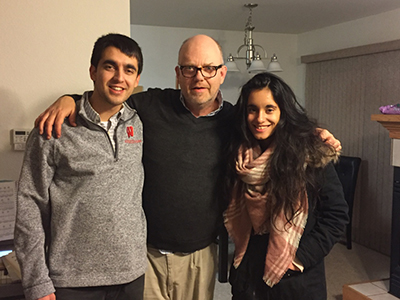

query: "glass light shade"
(226, 61), (240, 72)
(226, 54), (240, 72)
(266, 54), (283, 72)
(248, 59), (266, 73)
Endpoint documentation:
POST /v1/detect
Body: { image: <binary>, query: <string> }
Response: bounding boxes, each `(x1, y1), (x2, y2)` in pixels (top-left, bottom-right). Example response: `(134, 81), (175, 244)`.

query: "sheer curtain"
(303, 43), (400, 255)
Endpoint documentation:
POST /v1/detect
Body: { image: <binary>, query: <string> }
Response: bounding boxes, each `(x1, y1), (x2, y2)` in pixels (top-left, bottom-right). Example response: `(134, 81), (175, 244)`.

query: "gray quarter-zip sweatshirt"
(14, 93), (146, 300)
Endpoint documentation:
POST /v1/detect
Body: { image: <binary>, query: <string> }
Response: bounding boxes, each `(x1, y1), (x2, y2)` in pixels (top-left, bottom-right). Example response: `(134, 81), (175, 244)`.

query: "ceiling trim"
(301, 39), (400, 64)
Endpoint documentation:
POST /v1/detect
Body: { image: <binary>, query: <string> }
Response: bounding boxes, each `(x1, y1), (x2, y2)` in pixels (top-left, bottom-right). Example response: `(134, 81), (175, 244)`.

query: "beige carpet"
(325, 242), (390, 300)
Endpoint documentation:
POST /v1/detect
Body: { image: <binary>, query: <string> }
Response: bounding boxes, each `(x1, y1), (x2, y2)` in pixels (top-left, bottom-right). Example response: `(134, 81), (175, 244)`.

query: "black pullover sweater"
(127, 88), (234, 252)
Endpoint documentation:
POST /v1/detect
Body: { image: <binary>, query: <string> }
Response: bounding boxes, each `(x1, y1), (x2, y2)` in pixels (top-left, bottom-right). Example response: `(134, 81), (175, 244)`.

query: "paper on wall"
(0, 181), (16, 241)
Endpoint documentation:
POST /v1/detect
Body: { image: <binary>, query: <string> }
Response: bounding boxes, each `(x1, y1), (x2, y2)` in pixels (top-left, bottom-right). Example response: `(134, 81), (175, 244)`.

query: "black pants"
(55, 275), (144, 300)
(229, 234), (327, 300)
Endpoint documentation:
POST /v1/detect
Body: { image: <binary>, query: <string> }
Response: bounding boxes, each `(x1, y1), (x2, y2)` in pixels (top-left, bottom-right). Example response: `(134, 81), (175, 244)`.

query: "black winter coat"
(229, 163), (349, 300)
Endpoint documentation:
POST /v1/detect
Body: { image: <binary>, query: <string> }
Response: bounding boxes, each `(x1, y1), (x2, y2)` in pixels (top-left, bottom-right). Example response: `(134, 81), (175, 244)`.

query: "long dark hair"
(227, 72), (334, 223)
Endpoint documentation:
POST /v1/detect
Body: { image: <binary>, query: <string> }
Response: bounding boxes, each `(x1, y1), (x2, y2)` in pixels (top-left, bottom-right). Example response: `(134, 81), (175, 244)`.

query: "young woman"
(224, 72), (348, 300)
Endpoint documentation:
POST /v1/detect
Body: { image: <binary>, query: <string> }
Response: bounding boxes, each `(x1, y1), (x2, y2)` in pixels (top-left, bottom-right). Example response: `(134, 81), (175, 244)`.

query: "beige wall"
(0, 0), (130, 180)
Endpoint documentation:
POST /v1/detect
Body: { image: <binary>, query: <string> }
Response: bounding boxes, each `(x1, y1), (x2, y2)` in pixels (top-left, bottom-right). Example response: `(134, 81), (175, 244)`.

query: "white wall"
(130, 24), (298, 105)
(0, 0), (130, 181)
(296, 8), (400, 102)
(131, 8), (400, 107)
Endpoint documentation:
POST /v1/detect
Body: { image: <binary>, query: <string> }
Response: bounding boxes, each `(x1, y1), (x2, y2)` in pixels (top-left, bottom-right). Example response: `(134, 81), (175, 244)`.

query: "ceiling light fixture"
(227, 3), (283, 73)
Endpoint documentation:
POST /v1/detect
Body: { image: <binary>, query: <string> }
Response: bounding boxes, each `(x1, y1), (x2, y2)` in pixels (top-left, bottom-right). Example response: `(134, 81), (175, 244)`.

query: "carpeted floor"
(214, 242), (390, 300)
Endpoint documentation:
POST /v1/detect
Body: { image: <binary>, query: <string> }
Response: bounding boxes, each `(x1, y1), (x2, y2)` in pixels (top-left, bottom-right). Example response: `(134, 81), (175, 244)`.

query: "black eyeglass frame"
(179, 64), (224, 78)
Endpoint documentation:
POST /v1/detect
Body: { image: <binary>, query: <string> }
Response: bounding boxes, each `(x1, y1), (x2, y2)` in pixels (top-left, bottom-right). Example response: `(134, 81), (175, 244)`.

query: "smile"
(255, 125), (270, 129)
(111, 86), (124, 91)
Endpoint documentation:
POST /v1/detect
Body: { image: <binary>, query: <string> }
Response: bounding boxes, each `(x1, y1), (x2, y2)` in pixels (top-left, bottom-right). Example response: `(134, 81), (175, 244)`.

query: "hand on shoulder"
(35, 95), (77, 139)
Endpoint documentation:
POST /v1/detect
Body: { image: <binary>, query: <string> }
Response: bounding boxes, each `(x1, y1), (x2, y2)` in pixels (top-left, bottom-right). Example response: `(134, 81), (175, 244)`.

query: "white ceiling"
(130, 0), (400, 34)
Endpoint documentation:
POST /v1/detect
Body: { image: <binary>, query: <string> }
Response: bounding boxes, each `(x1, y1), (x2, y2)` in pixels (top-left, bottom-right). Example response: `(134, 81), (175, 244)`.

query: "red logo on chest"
(126, 126), (134, 138)
(125, 126), (142, 144)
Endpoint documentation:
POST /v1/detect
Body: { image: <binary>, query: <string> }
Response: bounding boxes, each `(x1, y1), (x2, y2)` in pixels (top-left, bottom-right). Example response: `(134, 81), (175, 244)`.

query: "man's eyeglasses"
(179, 65), (223, 79)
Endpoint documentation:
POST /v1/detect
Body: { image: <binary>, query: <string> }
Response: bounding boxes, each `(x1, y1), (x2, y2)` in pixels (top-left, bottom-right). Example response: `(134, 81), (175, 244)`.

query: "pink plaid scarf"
(224, 144), (308, 287)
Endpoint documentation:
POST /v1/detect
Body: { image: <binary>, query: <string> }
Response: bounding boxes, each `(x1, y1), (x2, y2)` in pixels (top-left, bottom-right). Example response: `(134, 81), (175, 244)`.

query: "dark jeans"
(229, 234), (327, 300)
(55, 275), (144, 300)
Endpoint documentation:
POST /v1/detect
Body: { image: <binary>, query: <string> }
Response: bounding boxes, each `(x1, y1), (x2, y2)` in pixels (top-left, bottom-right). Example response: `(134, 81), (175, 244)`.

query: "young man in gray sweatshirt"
(14, 33), (146, 300)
